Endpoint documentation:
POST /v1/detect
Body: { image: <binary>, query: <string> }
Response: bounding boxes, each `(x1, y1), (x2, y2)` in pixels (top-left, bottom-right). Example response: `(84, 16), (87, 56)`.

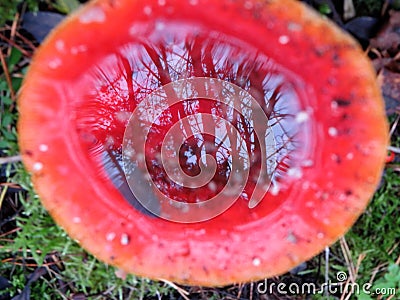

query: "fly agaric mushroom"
(18, 0), (388, 286)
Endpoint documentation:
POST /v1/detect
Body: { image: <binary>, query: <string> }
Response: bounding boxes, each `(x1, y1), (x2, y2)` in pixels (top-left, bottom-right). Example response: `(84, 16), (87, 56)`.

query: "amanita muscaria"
(18, 0), (388, 286)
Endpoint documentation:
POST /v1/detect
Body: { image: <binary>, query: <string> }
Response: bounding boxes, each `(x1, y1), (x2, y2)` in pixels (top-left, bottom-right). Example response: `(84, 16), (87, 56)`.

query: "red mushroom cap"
(18, 0), (388, 286)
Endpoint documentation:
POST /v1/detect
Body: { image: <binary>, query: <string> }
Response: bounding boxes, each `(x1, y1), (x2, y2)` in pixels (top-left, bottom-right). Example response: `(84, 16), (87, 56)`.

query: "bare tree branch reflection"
(76, 25), (308, 212)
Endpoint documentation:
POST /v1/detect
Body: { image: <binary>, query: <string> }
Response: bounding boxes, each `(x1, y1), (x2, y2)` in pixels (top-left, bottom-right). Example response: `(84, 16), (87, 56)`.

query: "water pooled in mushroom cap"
(74, 18), (316, 220)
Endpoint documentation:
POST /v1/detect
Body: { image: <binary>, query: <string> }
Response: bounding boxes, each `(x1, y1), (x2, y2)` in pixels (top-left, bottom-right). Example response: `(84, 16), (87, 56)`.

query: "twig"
(393, 51), (400, 61)
(389, 115), (399, 137)
(388, 146), (400, 154)
(0, 49), (16, 100)
(381, 0), (391, 17)
(1, 258), (62, 268)
(159, 279), (190, 300)
(343, 0), (356, 21)
(0, 185), (7, 209)
(324, 246), (330, 296)
(8, 25), (37, 51)
(236, 283), (244, 299)
(369, 262), (388, 285)
(0, 32), (32, 58)
(0, 182), (22, 189)
(0, 155), (21, 164)
(340, 237), (356, 283)
(8, 12), (20, 56)
(388, 242), (399, 255)
(354, 253), (366, 279)
(0, 227), (21, 238)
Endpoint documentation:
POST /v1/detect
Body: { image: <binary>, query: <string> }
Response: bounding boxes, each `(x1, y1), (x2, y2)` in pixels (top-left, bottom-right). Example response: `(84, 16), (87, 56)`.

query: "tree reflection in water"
(75, 23), (312, 216)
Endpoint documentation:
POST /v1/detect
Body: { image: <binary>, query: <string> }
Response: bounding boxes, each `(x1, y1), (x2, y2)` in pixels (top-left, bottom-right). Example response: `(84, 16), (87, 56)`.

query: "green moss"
(0, 0), (39, 26)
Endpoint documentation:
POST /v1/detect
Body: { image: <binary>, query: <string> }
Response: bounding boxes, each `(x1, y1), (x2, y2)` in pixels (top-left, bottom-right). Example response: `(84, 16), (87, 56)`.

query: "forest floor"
(0, 0), (399, 299)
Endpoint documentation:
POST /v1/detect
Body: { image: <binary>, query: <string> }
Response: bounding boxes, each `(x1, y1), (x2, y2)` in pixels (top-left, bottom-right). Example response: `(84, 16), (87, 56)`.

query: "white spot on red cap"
(322, 218), (330, 225)
(270, 182), (280, 195)
(305, 201), (314, 207)
(79, 6), (106, 24)
(302, 159), (314, 167)
(302, 181), (310, 189)
(39, 144), (48, 152)
(278, 35), (290, 45)
(106, 232), (116, 241)
(194, 229), (206, 236)
(33, 162), (43, 172)
(155, 21), (165, 31)
(48, 58), (62, 69)
(120, 233), (130, 245)
(71, 45), (88, 55)
(55, 40), (65, 52)
(244, 1), (253, 9)
(328, 127), (338, 137)
(286, 232), (297, 244)
(252, 257), (261, 266)
(287, 167), (303, 179)
(143, 6), (152, 15)
(288, 22), (302, 31)
(295, 111), (309, 123)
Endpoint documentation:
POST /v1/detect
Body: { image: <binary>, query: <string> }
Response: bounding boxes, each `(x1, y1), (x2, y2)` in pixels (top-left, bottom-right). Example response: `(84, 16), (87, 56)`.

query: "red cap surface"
(18, 0), (388, 286)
